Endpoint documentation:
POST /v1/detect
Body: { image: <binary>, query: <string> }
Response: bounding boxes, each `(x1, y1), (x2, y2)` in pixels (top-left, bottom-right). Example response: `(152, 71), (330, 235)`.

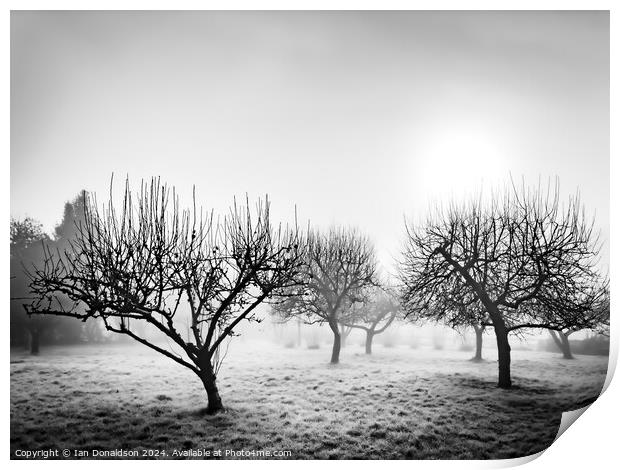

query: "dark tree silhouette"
(23, 178), (304, 413)
(594, 293), (611, 337)
(400, 180), (606, 388)
(340, 287), (400, 354)
(52, 191), (93, 344)
(273, 227), (378, 363)
(10, 217), (53, 354)
(401, 279), (488, 361)
(10, 217), (47, 250)
(11, 194), (95, 351)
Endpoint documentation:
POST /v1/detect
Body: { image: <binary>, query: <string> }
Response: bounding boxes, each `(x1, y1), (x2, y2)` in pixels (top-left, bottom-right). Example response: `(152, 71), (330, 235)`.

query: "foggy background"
(11, 11), (609, 270)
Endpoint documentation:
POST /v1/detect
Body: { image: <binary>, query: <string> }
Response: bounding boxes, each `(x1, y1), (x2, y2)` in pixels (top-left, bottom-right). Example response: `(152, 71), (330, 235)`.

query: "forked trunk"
(365, 331), (374, 355)
(198, 363), (224, 414)
(550, 330), (574, 359)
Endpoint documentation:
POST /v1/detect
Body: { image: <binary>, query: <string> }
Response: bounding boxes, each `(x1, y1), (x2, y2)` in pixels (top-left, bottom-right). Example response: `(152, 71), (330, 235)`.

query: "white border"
(4, 2), (616, 469)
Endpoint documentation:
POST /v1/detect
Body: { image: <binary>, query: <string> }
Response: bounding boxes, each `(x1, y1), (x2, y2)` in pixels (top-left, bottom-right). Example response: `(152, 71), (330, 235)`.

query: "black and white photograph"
(9, 8), (612, 461)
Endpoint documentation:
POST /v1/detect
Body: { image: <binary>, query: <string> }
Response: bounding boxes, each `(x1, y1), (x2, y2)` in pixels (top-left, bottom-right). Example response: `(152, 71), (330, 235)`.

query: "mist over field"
(10, 10), (610, 461)
(10, 325), (608, 459)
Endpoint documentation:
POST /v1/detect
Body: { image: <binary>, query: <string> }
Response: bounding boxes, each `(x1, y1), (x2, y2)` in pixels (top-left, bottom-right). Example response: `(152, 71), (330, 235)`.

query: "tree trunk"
(549, 330), (574, 359)
(365, 331), (374, 354)
(560, 333), (574, 359)
(198, 364), (224, 414)
(30, 328), (40, 355)
(329, 322), (341, 364)
(549, 329), (562, 349)
(494, 324), (511, 389)
(473, 326), (483, 361)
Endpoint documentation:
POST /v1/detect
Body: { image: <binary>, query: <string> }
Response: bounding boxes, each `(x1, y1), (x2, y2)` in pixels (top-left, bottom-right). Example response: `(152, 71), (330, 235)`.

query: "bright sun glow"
(416, 124), (509, 200)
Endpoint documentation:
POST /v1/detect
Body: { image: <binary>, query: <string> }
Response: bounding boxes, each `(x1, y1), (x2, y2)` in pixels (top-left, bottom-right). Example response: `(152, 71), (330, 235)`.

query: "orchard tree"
(340, 286), (400, 354)
(23, 178), (304, 413)
(401, 278), (489, 361)
(548, 330), (575, 359)
(273, 226), (378, 363)
(546, 288), (610, 359)
(400, 180), (605, 388)
(594, 292), (611, 337)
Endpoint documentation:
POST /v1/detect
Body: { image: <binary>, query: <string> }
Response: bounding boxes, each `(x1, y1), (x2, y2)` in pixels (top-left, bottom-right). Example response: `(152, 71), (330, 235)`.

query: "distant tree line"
(10, 192), (108, 353)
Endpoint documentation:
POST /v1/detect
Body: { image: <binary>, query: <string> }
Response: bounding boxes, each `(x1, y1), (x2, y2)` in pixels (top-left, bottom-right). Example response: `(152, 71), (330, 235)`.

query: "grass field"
(10, 340), (608, 460)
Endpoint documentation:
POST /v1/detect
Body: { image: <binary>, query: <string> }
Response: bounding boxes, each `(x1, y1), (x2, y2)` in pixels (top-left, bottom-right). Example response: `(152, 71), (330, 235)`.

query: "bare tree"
(594, 292), (611, 337)
(273, 226), (378, 363)
(23, 178), (304, 413)
(548, 329), (575, 359)
(547, 288), (610, 359)
(400, 180), (606, 388)
(454, 307), (489, 362)
(340, 287), (400, 354)
(401, 277), (489, 361)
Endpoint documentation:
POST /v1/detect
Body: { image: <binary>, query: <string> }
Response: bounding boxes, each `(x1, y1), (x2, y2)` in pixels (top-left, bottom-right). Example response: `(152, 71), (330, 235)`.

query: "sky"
(11, 11), (610, 271)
